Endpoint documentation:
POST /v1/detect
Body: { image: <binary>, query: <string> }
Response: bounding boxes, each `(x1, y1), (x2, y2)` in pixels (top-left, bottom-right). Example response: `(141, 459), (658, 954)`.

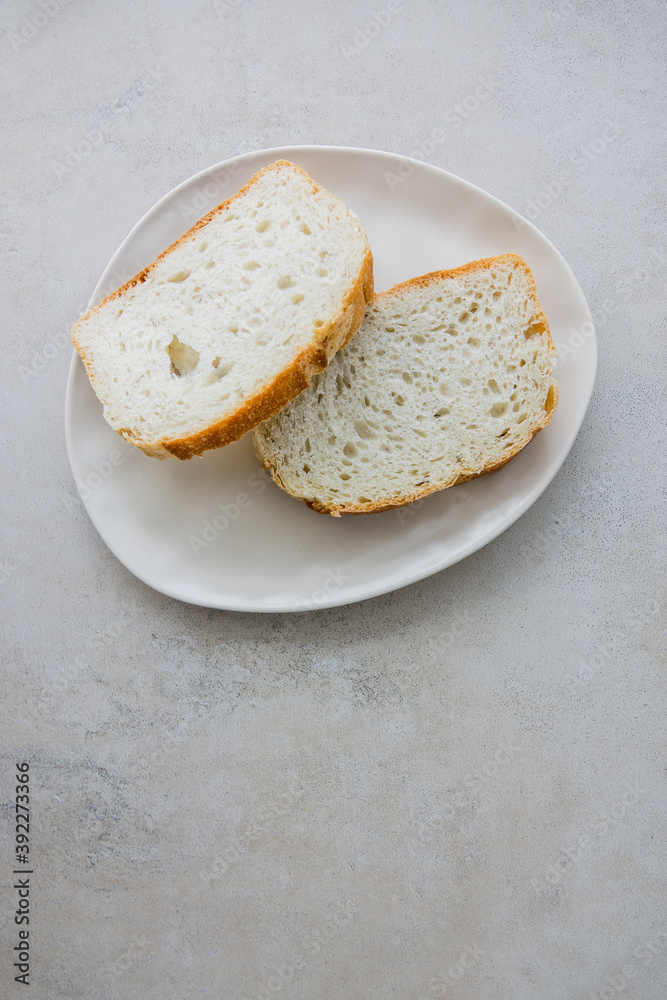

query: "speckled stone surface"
(1, 0), (666, 997)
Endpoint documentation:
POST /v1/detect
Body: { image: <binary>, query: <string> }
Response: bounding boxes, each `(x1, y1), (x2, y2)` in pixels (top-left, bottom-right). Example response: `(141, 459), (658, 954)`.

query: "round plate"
(65, 145), (596, 612)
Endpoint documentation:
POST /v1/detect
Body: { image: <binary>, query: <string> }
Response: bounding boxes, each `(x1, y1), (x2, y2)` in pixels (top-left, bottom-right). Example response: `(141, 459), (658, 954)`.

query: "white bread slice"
(72, 160), (373, 459)
(253, 254), (558, 515)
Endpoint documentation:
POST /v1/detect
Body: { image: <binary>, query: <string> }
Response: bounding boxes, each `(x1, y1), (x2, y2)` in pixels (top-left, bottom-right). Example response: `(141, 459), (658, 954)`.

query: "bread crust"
(72, 160), (374, 460)
(253, 254), (558, 515)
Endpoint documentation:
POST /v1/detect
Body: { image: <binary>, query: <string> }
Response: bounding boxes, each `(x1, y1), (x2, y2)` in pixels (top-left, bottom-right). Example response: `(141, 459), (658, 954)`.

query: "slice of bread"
(72, 160), (373, 459)
(253, 254), (558, 515)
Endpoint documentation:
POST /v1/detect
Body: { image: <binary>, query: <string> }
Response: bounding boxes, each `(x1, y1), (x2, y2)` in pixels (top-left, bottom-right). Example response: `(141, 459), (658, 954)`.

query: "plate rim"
(65, 143), (597, 612)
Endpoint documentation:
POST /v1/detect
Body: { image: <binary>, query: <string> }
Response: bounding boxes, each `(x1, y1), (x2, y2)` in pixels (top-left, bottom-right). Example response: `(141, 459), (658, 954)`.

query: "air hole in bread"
(314, 319), (324, 328)
(198, 242), (208, 252)
(207, 359), (234, 384)
(255, 220), (270, 232)
(493, 290), (501, 300)
(168, 269), (191, 283)
(354, 419), (377, 440)
(468, 337), (481, 347)
(344, 442), (358, 458)
(205, 260), (215, 269)
(488, 379), (500, 393)
(317, 268), (328, 277)
(413, 334), (425, 344)
(490, 401), (509, 417)
(166, 335), (199, 376)
(243, 260), (260, 270)
(291, 293), (304, 304)
(277, 275), (293, 289)
(300, 223), (312, 235)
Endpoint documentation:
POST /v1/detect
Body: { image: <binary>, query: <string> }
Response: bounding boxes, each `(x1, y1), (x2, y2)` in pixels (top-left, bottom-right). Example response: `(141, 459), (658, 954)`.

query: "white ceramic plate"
(65, 145), (596, 612)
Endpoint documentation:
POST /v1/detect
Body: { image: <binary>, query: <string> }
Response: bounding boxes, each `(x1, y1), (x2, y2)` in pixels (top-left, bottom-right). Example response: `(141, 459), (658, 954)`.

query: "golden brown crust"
(71, 160), (374, 460)
(254, 254), (558, 515)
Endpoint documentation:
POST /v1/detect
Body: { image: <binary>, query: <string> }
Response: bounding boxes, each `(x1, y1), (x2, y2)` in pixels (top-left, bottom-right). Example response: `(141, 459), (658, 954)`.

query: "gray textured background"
(2, 0), (666, 997)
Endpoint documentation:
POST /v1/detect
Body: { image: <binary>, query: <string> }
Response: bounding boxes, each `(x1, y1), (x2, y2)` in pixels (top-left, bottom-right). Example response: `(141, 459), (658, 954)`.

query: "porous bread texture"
(72, 160), (374, 459)
(253, 254), (558, 515)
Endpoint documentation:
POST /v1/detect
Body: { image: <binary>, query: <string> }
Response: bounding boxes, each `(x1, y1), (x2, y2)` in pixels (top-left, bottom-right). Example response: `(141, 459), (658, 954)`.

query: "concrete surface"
(1, 0), (665, 997)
